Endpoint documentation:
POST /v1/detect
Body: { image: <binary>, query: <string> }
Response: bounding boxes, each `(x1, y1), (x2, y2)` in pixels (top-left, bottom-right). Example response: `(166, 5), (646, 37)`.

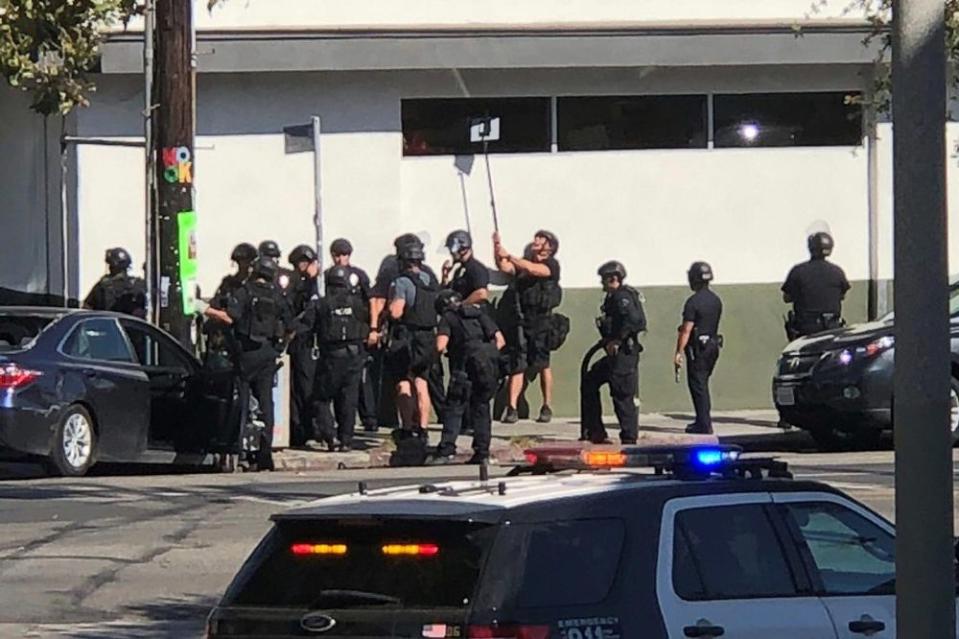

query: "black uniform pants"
(438, 368), (496, 458)
(357, 351), (378, 428)
(686, 340), (721, 434)
(314, 344), (366, 446)
(581, 348), (639, 444)
(239, 344), (278, 469)
(288, 336), (317, 446)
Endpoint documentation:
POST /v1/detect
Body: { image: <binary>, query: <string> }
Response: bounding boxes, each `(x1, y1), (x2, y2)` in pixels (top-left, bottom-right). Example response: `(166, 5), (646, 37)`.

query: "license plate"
(775, 386), (796, 406)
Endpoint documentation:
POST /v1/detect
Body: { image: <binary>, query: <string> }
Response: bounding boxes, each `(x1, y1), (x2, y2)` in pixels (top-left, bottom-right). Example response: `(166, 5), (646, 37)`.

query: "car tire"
(810, 426), (881, 452)
(48, 405), (97, 477)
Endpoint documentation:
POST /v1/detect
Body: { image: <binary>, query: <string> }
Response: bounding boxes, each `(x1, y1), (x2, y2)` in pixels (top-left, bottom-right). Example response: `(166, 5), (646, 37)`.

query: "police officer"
(203, 243), (257, 366)
(582, 261), (647, 444)
(443, 230), (491, 308)
(387, 235), (441, 438)
(287, 244), (320, 447)
(782, 232), (851, 339)
(83, 248), (147, 318)
(258, 240), (295, 292)
(226, 257), (292, 471)
(674, 262), (723, 435)
(493, 230), (562, 424)
(431, 291), (505, 465)
(306, 266), (370, 451)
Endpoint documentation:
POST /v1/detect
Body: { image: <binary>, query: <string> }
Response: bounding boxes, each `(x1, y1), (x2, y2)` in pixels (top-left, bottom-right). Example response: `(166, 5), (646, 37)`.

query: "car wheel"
(49, 405), (97, 477)
(810, 426), (881, 452)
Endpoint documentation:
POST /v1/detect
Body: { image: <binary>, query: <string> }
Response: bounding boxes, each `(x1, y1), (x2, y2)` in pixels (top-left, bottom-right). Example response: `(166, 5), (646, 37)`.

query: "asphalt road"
(1, 452), (957, 639)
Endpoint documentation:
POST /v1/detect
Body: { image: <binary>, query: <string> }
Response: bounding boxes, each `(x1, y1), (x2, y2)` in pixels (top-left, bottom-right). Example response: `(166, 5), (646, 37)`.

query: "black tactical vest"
(103, 274), (146, 316)
(240, 281), (282, 343)
(320, 289), (370, 345)
(399, 271), (439, 330)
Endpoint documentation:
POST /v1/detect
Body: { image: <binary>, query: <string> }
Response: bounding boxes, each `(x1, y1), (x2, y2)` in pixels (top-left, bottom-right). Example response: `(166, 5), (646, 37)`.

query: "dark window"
(714, 92), (863, 148)
(0, 315), (55, 351)
(673, 505), (797, 600)
(558, 95), (707, 151)
(495, 519), (625, 609)
(402, 98), (550, 156)
(121, 321), (191, 371)
(785, 502), (896, 595)
(224, 519), (495, 608)
(62, 319), (134, 363)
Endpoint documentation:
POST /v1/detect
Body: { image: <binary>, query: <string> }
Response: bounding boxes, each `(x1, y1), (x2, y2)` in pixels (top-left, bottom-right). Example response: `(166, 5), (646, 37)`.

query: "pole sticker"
(162, 146), (193, 184)
(177, 210), (198, 314)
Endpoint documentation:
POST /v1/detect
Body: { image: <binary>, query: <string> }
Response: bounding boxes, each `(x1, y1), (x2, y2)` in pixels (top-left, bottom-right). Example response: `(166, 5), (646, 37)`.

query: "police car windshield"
(222, 518), (494, 610)
(0, 315), (55, 352)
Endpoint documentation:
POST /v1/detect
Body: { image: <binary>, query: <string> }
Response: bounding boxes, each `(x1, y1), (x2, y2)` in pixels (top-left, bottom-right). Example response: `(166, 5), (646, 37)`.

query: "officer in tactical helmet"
(443, 230), (491, 308)
(225, 256), (292, 470)
(582, 261), (647, 445)
(675, 262), (723, 435)
(83, 248), (147, 318)
(203, 243), (258, 365)
(328, 238), (378, 432)
(286, 244), (321, 447)
(782, 232), (850, 340)
(387, 235), (441, 439)
(258, 240), (295, 292)
(494, 230), (562, 424)
(430, 290), (505, 465)
(302, 265), (371, 451)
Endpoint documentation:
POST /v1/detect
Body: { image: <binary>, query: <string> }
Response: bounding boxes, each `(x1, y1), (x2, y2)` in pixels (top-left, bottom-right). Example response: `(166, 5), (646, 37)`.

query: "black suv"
(207, 447), (931, 639)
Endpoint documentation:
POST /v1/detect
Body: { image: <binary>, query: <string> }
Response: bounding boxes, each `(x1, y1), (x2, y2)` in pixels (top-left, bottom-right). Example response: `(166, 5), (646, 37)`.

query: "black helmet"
(445, 230), (472, 254)
(230, 242), (257, 263)
(252, 256), (279, 281)
(326, 266), (350, 289)
(258, 240), (281, 260)
(288, 244), (317, 266)
(688, 261), (714, 286)
(394, 233), (421, 253)
(435, 289), (463, 315)
(330, 238), (353, 256)
(598, 260), (627, 281)
(398, 242), (426, 262)
(535, 229), (559, 256)
(105, 248), (132, 271)
(807, 232), (834, 259)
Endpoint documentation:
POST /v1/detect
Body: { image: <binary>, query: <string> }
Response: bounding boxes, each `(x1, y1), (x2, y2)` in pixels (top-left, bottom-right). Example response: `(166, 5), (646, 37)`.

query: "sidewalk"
(272, 409), (809, 472)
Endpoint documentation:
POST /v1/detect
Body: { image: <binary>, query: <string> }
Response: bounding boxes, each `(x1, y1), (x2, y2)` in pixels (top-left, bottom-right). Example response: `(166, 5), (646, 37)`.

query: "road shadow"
(662, 412), (780, 429)
(44, 594), (217, 639)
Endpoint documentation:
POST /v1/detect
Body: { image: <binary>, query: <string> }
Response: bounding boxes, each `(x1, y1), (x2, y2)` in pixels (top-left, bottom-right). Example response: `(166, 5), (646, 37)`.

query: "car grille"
(778, 353), (824, 377)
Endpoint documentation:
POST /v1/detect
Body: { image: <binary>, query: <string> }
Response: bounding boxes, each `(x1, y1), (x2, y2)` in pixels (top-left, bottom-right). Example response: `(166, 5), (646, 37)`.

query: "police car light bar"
(518, 444), (791, 479)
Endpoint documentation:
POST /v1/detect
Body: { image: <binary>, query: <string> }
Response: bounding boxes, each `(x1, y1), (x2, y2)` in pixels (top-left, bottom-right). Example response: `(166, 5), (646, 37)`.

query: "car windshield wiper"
(310, 589), (402, 608)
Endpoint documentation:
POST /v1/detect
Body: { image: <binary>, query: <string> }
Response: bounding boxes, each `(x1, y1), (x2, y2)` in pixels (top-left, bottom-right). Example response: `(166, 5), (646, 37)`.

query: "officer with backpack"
(430, 290), (505, 465)
(287, 244), (321, 447)
(386, 235), (440, 448)
(226, 256), (292, 471)
(581, 261), (647, 444)
(304, 266), (371, 451)
(83, 248), (147, 318)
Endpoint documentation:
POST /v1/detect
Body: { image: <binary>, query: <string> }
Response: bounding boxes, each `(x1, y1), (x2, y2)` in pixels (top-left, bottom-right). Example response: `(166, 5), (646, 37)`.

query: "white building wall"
(172, 0), (865, 30)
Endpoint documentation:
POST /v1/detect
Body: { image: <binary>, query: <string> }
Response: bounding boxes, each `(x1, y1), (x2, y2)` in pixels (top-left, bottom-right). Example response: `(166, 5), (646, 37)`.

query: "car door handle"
(684, 621), (725, 638)
(81, 368), (96, 378)
(849, 617), (886, 635)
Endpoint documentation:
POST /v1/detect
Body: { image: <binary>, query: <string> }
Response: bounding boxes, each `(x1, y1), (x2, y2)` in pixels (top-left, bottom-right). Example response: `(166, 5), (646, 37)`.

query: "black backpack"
(546, 313), (571, 351)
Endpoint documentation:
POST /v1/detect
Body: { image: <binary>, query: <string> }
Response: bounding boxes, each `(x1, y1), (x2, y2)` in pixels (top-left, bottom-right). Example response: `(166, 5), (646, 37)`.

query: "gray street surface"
(1, 447), (957, 638)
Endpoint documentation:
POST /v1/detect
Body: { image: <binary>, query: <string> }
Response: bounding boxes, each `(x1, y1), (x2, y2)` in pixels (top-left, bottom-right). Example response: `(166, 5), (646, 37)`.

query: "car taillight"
(468, 625), (550, 639)
(0, 364), (41, 390)
(381, 543), (439, 556)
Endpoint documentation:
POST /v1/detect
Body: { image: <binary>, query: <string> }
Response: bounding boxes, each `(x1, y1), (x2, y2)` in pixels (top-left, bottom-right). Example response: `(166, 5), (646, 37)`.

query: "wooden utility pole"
(153, 0), (196, 347)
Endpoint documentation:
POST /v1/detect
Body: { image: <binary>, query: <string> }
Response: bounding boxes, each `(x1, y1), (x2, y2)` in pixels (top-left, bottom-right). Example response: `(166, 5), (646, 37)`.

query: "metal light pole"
(892, 2), (955, 638)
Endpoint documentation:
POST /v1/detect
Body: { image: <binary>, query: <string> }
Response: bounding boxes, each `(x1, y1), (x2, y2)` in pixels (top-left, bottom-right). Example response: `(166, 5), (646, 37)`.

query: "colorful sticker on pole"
(177, 210), (199, 315)
(162, 146), (193, 184)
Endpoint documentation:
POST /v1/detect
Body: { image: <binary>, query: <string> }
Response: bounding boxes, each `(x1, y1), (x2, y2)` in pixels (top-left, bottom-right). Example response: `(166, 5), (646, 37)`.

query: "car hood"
(783, 320), (894, 355)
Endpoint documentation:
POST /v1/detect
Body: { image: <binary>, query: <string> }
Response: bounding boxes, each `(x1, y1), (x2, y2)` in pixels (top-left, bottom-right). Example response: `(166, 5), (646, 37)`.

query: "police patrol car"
(207, 444), (944, 639)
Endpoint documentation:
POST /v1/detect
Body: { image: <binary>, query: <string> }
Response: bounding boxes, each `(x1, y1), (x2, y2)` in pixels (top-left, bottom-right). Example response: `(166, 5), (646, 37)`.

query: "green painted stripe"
(500, 281), (869, 417)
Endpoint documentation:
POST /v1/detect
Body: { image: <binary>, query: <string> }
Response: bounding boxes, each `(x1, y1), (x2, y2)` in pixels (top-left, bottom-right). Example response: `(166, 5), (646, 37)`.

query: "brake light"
(0, 364), (41, 390)
(468, 625), (550, 639)
(291, 543), (347, 556)
(382, 543), (439, 557)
